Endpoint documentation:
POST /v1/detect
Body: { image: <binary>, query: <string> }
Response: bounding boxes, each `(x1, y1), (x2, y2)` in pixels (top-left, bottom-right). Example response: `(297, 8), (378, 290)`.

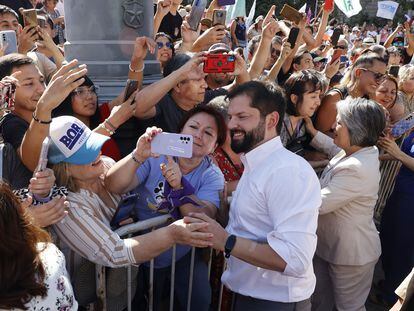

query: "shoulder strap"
(329, 86), (348, 100)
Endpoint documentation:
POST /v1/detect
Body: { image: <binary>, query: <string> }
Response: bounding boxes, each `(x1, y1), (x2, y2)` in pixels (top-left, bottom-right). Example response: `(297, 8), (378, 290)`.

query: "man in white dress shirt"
(189, 81), (321, 310)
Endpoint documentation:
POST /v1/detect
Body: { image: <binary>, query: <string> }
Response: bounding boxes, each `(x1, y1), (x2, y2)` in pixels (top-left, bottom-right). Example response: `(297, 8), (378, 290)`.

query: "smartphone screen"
(287, 27), (300, 48)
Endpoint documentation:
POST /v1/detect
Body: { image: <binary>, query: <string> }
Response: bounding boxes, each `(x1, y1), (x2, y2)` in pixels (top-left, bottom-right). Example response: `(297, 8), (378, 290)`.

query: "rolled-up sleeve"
(310, 131), (342, 159)
(265, 167), (321, 277)
(53, 198), (136, 268)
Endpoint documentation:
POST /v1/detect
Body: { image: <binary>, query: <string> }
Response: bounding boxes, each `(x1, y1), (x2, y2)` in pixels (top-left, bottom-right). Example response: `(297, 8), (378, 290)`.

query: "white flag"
(377, 1), (399, 20)
(246, 0), (256, 29)
(334, 0), (362, 18)
(226, 0), (246, 25)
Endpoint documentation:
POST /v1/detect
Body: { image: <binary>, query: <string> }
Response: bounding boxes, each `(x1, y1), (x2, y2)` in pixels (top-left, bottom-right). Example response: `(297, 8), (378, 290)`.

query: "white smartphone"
(391, 112), (414, 138)
(151, 133), (193, 158)
(0, 30), (18, 55)
(36, 136), (51, 172)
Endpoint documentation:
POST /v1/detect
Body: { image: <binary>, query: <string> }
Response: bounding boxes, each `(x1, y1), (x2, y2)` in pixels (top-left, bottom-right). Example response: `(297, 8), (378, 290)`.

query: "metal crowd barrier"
(95, 214), (217, 311)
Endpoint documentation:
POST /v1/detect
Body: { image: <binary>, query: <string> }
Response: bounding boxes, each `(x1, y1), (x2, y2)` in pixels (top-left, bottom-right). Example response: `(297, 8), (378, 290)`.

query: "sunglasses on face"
(157, 41), (173, 49)
(360, 68), (386, 82)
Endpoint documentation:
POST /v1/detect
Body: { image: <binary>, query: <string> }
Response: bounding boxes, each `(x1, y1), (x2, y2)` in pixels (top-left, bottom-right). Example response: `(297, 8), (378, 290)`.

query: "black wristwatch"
(224, 235), (237, 259)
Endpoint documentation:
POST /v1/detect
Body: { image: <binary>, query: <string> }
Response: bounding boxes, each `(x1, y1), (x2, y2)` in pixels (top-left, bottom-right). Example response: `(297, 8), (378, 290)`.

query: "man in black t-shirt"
(154, 0), (183, 40)
(0, 54), (45, 150)
(134, 53), (250, 133)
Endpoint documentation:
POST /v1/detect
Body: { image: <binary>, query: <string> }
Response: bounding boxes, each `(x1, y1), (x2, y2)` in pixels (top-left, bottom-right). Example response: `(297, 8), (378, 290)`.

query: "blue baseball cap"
(48, 116), (109, 165)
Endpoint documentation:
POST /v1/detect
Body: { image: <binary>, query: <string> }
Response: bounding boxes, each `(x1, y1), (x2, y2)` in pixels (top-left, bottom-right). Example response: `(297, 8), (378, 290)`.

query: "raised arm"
(267, 41), (292, 82)
(384, 25), (403, 48)
(20, 61), (87, 171)
(153, 0), (172, 38)
(133, 53), (206, 119)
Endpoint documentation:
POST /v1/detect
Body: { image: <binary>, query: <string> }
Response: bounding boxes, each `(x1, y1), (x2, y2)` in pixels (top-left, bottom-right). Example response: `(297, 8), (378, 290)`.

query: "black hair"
(0, 5), (18, 19)
(163, 53), (191, 78)
(52, 76), (101, 129)
(226, 81), (286, 134)
(176, 105), (227, 147)
(284, 70), (323, 117)
(0, 53), (34, 79)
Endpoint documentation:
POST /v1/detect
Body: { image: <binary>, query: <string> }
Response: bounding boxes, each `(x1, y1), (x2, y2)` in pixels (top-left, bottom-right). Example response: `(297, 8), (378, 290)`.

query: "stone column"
(64, 0), (160, 98)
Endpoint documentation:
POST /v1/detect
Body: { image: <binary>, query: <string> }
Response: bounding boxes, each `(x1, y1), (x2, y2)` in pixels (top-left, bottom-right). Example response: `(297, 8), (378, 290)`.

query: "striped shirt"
(52, 157), (136, 276)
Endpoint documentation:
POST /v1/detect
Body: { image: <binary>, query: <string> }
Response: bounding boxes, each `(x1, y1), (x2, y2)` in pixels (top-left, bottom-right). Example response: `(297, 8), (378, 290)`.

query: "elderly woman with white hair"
(305, 97), (387, 311)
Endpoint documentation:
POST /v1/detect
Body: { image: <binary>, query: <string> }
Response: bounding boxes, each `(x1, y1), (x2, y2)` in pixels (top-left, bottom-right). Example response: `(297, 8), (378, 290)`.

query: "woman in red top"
(52, 76), (135, 161)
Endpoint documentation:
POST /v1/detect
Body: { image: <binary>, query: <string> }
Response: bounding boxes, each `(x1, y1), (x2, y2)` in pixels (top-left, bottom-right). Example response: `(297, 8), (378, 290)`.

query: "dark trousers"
(380, 191), (414, 304)
(233, 293), (311, 311)
(134, 248), (211, 311)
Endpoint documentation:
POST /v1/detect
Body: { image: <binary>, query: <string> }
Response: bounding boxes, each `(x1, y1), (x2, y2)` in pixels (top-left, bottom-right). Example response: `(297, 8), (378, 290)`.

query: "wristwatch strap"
(224, 234), (237, 259)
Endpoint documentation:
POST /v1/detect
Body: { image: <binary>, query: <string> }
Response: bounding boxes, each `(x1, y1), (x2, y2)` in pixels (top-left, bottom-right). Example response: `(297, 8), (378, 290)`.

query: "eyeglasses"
(360, 68), (386, 82)
(157, 41), (173, 49)
(73, 86), (98, 97)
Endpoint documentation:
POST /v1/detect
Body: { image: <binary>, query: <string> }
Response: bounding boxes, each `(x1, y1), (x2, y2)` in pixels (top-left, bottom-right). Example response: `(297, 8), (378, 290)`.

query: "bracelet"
(104, 118), (117, 131)
(99, 122), (115, 135)
(131, 150), (144, 165)
(32, 112), (52, 124)
(129, 63), (145, 73)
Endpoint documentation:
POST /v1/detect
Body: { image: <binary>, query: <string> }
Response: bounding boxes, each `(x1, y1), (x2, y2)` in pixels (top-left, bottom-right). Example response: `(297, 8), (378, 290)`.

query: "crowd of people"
(0, 0), (414, 310)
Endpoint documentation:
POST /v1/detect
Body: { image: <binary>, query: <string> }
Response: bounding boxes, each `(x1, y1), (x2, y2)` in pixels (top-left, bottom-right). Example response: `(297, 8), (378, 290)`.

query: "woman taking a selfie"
(105, 105), (226, 311)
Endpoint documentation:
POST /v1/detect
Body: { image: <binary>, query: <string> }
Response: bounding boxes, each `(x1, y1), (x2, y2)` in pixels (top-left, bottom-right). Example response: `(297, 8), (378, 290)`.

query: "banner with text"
(334, 0), (362, 18)
(377, 1), (399, 20)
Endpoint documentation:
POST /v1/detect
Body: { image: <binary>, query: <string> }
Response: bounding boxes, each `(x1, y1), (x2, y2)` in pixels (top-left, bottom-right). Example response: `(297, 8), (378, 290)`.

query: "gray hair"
(206, 95), (229, 119)
(336, 97), (386, 147)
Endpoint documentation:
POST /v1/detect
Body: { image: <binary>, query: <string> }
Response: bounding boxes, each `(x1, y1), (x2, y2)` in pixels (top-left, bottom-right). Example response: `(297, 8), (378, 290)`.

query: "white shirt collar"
(240, 136), (283, 171)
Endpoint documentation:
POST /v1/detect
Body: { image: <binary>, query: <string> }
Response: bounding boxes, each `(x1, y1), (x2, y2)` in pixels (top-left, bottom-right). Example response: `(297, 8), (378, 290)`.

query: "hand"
(134, 126), (163, 162)
(378, 136), (403, 160)
(26, 196), (68, 227)
(178, 52), (206, 81)
(396, 25), (404, 33)
(160, 156), (183, 189)
(297, 14), (307, 29)
(156, 0), (172, 18)
(262, 19), (279, 41)
(107, 91), (137, 128)
(279, 41), (292, 60)
(0, 42), (7, 57)
(168, 217), (213, 248)
(262, 5), (276, 27)
(181, 19), (199, 45)
(197, 25), (226, 45)
(29, 168), (56, 198)
(185, 212), (229, 251)
(131, 36), (156, 62)
(18, 26), (38, 54)
(53, 16), (65, 25)
(232, 52), (248, 76)
(324, 57), (340, 79)
(36, 27), (59, 55)
(36, 59), (88, 113)
(304, 117), (318, 137)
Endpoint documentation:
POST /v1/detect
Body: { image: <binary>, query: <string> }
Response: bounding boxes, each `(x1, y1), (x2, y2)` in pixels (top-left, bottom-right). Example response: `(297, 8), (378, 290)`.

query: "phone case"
(203, 54), (235, 73)
(324, 0), (334, 11)
(188, 0), (208, 31)
(218, 0), (235, 5)
(22, 9), (38, 28)
(124, 79), (138, 102)
(287, 27), (300, 48)
(151, 133), (193, 158)
(331, 28), (342, 46)
(391, 113), (414, 138)
(212, 10), (226, 26)
(0, 31), (17, 55)
(280, 4), (302, 25)
(36, 137), (51, 172)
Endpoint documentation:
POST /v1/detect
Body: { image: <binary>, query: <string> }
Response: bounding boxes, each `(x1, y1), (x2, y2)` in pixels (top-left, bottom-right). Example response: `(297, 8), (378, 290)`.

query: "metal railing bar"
(169, 245), (176, 311)
(115, 214), (172, 237)
(186, 247), (196, 311)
